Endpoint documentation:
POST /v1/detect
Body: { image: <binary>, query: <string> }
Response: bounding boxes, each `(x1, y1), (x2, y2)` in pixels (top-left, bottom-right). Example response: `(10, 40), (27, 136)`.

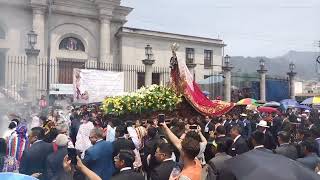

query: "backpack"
(205, 161), (219, 180)
(2, 156), (19, 172)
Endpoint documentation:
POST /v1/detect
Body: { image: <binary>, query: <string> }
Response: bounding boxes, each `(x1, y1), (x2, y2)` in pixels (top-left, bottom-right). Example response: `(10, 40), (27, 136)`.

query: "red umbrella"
(258, 107), (280, 114)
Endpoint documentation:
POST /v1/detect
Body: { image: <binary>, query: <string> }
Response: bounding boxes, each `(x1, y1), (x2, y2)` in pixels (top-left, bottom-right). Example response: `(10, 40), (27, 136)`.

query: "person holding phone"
(63, 155), (101, 180)
(160, 123), (202, 180)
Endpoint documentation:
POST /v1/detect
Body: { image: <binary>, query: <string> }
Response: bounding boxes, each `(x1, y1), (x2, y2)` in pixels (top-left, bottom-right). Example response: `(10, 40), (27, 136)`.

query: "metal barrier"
(3, 56), (170, 102)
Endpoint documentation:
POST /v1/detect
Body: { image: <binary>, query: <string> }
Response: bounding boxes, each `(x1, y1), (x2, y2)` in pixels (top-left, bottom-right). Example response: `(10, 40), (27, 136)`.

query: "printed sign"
(73, 69), (124, 103)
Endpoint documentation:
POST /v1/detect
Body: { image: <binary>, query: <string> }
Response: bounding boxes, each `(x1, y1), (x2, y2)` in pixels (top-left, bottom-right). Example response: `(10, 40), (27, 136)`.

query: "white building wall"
(120, 35), (223, 81)
(0, 3), (32, 56)
(49, 13), (100, 60)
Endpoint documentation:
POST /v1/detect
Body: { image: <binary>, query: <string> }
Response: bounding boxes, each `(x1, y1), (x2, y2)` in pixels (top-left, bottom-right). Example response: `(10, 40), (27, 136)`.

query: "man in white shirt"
(75, 115), (94, 158)
(126, 121), (141, 150)
(105, 120), (116, 142)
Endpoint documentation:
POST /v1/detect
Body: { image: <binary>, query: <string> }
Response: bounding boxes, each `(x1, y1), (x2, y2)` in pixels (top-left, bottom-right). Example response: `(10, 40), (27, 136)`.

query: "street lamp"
(224, 54), (231, 67)
(145, 44), (153, 60)
(289, 62), (295, 72)
(259, 58), (266, 70)
(27, 30), (37, 49)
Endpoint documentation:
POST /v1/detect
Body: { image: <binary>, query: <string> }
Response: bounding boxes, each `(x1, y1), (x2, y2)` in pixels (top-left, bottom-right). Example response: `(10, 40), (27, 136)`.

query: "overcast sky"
(122, 0), (320, 57)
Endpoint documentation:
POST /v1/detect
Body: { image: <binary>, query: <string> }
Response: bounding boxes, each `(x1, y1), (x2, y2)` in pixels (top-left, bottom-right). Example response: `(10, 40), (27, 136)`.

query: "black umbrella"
(226, 149), (320, 180)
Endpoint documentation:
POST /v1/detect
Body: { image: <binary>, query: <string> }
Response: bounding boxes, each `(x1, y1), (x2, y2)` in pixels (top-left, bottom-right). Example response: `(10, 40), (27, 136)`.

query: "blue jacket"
(83, 140), (115, 180)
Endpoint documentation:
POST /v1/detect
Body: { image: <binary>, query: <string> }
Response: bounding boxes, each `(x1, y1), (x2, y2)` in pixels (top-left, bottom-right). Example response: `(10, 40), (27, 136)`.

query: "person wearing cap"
(240, 113), (251, 140)
(257, 120), (277, 150)
(304, 109), (311, 117)
(46, 134), (71, 180)
(111, 150), (144, 180)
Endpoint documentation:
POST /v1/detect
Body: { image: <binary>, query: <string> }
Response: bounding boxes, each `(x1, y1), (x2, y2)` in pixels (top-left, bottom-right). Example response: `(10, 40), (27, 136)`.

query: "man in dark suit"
(270, 113), (283, 138)
(224, 115), (233, 135)
(250, 131), (272, 153)
(231, 114), (244, 130)
(203, 116), (215, 139)
(274, 131), (298, 160)
(215, 126), (233, 155)
(150, 143), (175, 180)
(113, 125), (135, 157)
(240, 114), (252, 140)
(257, 120), (277, 150)
(203, 116), (215, 163)
(19, 127), (53, 180)
(297, 139), (320, 171)
(208, 138), (235, 180)
(46, 134), (70, 180)
(228, 126), (249, 157)
(83, 128), (114, 180)
(111, 150), (144, 180)
(144, 127), (163, 178)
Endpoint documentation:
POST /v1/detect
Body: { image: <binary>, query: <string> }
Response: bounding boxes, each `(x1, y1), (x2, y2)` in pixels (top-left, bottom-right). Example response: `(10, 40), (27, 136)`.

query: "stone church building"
(0, 0), (225, 95)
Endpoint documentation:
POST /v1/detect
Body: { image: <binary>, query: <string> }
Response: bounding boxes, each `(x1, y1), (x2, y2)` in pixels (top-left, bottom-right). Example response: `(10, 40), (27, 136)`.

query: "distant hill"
(230, 51), (319, 80)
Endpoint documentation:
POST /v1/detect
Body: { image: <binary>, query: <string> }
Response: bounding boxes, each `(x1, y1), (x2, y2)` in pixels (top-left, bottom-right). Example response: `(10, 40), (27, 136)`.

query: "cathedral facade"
(0, 0), (225, 91)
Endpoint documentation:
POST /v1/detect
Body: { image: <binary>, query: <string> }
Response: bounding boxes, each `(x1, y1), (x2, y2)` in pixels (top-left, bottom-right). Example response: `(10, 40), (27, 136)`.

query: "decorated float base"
(101, 85), (235, 120)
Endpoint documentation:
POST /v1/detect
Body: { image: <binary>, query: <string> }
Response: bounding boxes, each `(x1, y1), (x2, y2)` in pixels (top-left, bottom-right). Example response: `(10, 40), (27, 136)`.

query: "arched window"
(0, 26), (5, 39)
(59, 37), (85, 51)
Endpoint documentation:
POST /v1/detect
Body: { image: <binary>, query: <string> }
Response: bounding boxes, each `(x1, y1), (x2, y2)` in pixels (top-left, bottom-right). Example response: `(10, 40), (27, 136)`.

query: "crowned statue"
(169, 43), (234, 116)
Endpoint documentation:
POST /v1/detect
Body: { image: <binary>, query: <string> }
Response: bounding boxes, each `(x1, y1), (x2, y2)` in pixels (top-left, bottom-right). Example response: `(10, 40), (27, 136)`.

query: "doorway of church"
(59, 61), (85, 84)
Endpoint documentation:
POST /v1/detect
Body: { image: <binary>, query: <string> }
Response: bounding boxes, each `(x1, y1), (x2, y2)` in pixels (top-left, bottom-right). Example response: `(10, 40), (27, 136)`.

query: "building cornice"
(111, 6), (133, 23)
(51, 0), (98, 19)
(117, 27), (226, 47)
(2, 0), (132, 23)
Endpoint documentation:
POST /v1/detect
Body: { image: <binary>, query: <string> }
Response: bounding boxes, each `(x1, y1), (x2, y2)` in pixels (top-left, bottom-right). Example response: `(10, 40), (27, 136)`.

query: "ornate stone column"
(142, 59), (155, 87)
(257, 59), (267, 101)
(99, 15), (112, 62)
(25, 48), (40, 103)
(287, 71), (297, 100)
(287, 62), (297, 100)
(222, 66), (233, 102)
(31, 7), (45, 56)
(257, 69), (267, 101)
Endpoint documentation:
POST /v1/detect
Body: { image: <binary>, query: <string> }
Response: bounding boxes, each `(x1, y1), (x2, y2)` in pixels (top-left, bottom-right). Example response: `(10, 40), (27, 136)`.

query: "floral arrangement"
(101, 85), (182, 116)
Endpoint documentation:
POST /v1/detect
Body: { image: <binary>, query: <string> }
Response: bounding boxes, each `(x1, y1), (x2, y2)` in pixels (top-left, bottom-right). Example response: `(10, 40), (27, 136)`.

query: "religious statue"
(169, 43), (234, 116)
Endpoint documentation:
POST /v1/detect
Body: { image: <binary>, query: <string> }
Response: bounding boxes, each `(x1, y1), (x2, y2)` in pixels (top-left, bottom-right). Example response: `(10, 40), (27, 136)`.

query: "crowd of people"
(1, 104), (320, 180)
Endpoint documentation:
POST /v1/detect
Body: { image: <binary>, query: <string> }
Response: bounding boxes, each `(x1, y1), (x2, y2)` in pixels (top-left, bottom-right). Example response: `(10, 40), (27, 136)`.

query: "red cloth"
(171, 58), (234, 117)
